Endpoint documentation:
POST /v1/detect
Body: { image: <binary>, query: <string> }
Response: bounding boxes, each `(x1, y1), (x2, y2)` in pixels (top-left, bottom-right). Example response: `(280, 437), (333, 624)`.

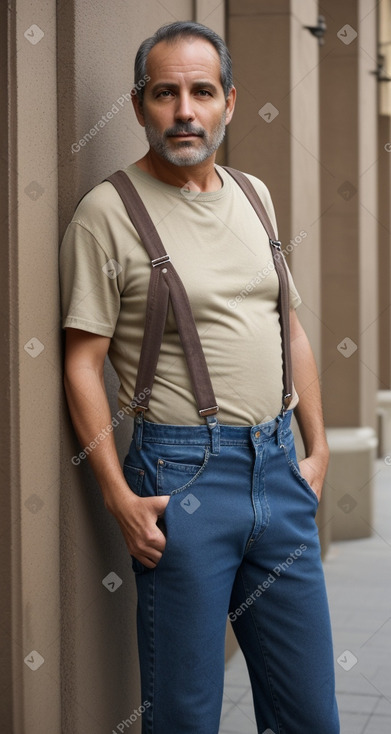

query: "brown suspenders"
(104, 167), (293, 421)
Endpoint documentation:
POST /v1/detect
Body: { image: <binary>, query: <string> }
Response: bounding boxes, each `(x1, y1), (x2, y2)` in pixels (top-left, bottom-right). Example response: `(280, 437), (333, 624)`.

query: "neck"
(134, 150), (222, 192)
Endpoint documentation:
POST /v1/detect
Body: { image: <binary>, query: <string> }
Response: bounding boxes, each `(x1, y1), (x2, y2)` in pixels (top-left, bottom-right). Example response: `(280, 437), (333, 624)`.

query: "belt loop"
(134, 411), (144, 451)
(206, 414), (220, 455)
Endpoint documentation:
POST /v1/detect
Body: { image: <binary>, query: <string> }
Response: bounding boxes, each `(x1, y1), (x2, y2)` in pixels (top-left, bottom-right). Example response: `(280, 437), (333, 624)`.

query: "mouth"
(168, 133), (201, 138)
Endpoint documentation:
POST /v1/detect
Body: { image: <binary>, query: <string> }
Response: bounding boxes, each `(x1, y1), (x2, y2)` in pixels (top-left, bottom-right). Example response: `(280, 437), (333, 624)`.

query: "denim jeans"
(123, 410), (340, 734)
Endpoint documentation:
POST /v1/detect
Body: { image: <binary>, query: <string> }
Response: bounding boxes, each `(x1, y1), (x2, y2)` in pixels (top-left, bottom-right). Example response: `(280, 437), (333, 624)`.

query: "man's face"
(133, 37), (235, 167)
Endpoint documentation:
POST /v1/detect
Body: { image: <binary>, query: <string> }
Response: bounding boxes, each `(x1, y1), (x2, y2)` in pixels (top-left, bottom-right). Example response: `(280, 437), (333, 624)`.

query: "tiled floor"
(219, 459), (391, 733)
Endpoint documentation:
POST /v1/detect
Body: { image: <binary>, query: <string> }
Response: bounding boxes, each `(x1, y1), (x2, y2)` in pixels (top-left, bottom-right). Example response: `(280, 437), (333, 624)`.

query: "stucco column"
(320, 0), (378, 539)
(57, 2), (231, 732)
(227, 0), (321, 355)
(378, 114), (391, 394)
(376, 1), (391, 457)
(320, 0), (378, 428)
(226, 1), (332, 550)
(2, 2), (62, 732)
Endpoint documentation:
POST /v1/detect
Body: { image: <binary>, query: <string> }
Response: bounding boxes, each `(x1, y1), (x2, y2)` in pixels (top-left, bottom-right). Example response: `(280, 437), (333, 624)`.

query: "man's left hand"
(298, 456), (328, 503)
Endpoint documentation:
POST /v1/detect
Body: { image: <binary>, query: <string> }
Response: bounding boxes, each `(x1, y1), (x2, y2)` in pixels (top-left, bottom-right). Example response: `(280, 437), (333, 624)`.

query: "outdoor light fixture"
(371, 54), (391, 82)
(304, 15), (327, 46)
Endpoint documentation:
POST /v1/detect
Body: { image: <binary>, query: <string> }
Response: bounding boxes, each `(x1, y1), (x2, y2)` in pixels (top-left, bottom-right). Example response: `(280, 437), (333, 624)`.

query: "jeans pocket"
(123, 462), (145, 496)
(279, 431), (319, 506)
(156, 447), (210, 496)
(122, 463), (148, 574)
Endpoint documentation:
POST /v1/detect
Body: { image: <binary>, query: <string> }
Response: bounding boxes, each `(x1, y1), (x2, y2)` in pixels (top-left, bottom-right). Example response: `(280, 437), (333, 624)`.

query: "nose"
(175, 92), (195, 123)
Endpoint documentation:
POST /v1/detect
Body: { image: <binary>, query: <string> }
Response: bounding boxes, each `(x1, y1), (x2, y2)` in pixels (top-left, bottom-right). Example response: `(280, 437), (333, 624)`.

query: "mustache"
(165, 124), (205, 138)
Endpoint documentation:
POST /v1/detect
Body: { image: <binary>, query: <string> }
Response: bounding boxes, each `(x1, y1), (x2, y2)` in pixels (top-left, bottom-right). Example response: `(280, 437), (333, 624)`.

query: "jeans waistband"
(133, 410), (293, 451)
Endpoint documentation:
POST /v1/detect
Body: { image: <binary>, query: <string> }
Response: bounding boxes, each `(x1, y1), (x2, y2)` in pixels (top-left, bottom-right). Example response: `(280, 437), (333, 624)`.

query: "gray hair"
(134, 21), (233, 103)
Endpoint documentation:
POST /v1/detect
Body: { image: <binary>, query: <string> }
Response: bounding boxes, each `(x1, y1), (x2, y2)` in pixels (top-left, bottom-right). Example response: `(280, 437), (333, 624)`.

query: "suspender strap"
(105, 170), (219, 417)
(222, 167), (293, 410)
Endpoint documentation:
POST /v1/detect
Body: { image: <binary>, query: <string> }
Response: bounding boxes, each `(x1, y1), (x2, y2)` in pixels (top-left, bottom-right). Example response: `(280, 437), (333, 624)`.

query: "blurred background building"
(1, 1), (390, 732)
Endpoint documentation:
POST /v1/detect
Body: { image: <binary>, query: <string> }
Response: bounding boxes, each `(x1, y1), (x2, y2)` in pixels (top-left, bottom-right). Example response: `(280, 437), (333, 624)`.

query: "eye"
(156, 90), (174, 98)
(196, 90), (212, 97)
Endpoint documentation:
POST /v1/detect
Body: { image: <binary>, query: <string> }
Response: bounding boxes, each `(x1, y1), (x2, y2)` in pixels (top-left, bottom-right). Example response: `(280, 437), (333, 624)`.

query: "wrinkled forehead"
(145, 37), (223, 88)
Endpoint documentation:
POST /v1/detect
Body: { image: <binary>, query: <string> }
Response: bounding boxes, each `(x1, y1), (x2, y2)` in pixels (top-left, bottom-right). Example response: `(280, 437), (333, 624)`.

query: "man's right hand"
(107, 490), (170, 568)
(64, 329), (170, 568)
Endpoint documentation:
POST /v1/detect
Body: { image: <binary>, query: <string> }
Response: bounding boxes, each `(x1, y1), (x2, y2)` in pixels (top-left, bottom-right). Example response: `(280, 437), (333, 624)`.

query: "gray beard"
(144, 115), (226, 167)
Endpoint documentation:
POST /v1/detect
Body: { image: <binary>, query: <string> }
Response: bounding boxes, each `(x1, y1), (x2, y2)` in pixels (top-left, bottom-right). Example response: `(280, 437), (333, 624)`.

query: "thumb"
(149, 494), (170, 516)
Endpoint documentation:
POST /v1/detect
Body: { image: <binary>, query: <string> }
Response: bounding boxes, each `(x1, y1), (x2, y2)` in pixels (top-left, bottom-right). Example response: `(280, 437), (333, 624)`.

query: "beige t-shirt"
(60, 164), (301, 425)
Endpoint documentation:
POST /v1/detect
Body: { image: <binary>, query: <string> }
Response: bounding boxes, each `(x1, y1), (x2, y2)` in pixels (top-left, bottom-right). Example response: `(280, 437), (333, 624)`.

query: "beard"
(144, 113), (226, 166)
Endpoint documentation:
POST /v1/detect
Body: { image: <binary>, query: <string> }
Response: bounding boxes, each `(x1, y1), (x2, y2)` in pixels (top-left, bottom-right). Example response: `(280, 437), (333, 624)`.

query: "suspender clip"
(283, 393), (292, 410)
(270, 239), (282, 250)
(199, 405), (219, 417)
(151, 254), (170, 267)
(133, 405), (149, 414)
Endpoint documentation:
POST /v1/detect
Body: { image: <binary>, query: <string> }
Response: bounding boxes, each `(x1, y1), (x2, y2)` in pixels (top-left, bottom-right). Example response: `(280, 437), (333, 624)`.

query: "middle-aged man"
(60, 21), (340, 734)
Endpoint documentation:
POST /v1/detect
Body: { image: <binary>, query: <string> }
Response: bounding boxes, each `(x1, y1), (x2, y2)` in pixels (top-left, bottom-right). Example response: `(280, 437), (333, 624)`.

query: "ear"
(224, 86), (236, 126)
(132, 93), (146, 128)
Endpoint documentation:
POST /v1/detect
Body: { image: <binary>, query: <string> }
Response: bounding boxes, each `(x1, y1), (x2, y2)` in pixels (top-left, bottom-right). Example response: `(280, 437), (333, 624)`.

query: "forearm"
(290, 312), (329, 494)
(292, 347), (328, 460)
(63, 329), (168, 567)
(64, 367), (131, 507)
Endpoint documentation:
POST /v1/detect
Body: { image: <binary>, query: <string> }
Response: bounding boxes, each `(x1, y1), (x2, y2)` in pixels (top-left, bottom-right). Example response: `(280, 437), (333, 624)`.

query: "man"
(60, 21), (339, 734)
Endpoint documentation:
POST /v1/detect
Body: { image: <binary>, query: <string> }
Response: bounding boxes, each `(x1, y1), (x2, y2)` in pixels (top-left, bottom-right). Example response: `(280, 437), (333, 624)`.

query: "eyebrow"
(150, 81), (219, 94)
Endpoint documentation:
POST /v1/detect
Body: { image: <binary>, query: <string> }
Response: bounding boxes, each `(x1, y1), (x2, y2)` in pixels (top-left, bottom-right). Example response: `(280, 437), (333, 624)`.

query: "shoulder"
(71, 179), (122, 231)
(221, 167), (277, 232)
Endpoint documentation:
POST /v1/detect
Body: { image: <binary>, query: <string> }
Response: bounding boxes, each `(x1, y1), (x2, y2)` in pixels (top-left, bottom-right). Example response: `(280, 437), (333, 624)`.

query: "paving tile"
(338, 711), (369, 734)
(335, 670), (381, 696)
(336, 692), (379, 714)
(219, 702), (257, 733)
(373, 696), (391, 716)
(222, 683), (250, 705)
(360, 714), (391, 734)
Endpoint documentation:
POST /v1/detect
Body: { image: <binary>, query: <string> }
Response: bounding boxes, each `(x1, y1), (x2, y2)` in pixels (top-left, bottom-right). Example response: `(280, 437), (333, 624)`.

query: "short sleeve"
(59, 220), (121, 337)
(285, 260), (301, 310)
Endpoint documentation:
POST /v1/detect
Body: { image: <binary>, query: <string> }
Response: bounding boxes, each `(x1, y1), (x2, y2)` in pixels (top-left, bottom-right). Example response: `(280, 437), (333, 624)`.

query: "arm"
(64, 328), (169, 567)
(290, 310), (329, 501)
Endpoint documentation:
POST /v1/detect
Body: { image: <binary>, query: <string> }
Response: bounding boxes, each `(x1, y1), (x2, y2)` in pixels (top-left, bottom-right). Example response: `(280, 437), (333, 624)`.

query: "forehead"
(146, 37), (222, 86)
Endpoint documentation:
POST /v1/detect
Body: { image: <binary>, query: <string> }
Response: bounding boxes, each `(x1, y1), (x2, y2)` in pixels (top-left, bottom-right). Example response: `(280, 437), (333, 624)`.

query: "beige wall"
(59, 4), (227, 734)
(4, 2), (225, 733)
(227, 0), (321, 360)
(320, 0), (378, 428)
(3, 1), (62, 732)
(378, 114), (391, 389)
(378, 1), (391, 389)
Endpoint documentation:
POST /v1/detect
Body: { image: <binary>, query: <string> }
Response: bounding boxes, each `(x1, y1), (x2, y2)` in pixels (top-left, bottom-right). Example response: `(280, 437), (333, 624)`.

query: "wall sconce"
(371, 54), (391, 82)
(304, 15), (327, 46)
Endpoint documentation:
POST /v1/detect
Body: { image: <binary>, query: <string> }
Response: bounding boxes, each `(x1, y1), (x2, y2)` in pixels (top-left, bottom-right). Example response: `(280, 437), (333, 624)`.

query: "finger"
(138, 550), (163, 568)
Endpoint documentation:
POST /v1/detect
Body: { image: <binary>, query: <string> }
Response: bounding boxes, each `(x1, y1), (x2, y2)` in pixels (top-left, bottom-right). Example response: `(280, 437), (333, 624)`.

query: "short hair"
(134, 21), (233, 102)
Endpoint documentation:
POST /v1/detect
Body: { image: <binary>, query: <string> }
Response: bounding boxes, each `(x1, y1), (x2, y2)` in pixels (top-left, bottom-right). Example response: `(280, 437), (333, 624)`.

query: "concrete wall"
(59, 4), (227, 733)
(378, 2), (391, 389)
(3, 2), (226, 733)
(3, 2), (62, 732)
(320, 0), (378, 429)
(227, 0), (321, 359)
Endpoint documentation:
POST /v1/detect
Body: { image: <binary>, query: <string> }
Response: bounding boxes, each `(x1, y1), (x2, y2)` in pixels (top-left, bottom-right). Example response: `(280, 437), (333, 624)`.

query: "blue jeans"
(123, 411), (340, 734)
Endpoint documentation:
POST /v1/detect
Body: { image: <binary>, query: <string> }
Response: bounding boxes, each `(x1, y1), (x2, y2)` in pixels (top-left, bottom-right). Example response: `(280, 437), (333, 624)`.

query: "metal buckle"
(133, 405), (148, 414)
(283, 393), (292, 410)
(270, 239), (282, 250)
(198, 405), (219, 417)
(151, 254), (170, 267)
